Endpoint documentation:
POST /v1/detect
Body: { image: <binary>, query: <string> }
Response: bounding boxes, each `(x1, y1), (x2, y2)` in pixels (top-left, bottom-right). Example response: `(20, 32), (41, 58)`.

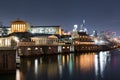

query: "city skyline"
(0, 0), (120, 35)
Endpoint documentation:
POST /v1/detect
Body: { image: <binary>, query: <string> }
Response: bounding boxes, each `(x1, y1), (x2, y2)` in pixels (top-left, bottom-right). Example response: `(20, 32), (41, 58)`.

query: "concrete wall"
(0, 50), (16, 73)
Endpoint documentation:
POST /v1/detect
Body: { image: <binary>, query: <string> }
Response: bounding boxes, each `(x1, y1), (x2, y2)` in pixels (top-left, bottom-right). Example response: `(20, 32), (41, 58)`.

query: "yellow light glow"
(63, 46), (65, 49)
(27, 48), (31, 50)
(67, 46), (69, 49)
(79, 53), (95, 72)
(35, 47), (38, 50)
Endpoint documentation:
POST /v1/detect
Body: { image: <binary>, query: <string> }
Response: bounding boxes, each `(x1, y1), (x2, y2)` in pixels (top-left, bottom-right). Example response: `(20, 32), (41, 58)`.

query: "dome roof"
(10, 19), (31, 33)
(11, 19), (27, 24)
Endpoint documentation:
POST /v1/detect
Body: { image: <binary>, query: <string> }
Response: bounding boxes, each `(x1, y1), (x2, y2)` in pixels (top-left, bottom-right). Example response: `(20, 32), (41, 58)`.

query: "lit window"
(40, 48), (42, 50)
(67, 46), (69, 49)
(27, 48), (31, 50)
(63, 46), (65, 49)
(35, 47), (38, 50)
(18, 48), (21, 51)
(49, 47), (51, 49)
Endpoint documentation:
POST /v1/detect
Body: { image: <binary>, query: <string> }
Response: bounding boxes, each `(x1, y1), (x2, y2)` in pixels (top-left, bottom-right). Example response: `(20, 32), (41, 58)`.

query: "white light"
(74, 24), (78, 28)
(94, 54), (98, 76)
(99, 51), (108, 77)
(113, 38), (117, 41)
(63, 46), (65, 49)
(35, 47), (38, 50)
(13, 37), (19, 42)
(16, 69), (20, 80)
(73, 24), (78, 31)
(99, 40), (105, 44)
(67, 46), (69, 49)
(31, 31), (35, 34)
(34, 59), (38, 75)
(94, 39), (99, 44)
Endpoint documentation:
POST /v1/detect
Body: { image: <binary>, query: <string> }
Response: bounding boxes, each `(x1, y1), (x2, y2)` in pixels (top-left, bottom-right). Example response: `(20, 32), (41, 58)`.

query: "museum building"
(0, 19), (63, 47)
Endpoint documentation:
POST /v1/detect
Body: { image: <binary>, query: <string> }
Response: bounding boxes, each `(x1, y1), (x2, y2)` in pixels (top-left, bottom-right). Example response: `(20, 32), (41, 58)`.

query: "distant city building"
(72, 22), (94, 45)
(92, 30), (98, 37)
(72, 25), (79, 39)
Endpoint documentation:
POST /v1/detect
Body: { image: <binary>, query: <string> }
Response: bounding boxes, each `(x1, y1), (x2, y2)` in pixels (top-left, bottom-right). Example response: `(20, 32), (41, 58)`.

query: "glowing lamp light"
(99, 40), (106, 45)
(113, 38), (117, 41)
(74, 24), (78, 28)
(13, 37), (19, 42)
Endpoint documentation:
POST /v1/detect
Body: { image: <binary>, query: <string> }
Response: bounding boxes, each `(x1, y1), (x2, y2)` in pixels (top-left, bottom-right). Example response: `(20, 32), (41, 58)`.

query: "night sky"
(0, 0), (120, 35)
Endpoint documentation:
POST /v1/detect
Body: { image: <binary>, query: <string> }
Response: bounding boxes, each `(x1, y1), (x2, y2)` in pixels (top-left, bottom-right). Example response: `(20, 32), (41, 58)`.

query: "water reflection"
(94, 51), (111, 79)
(76, 53), (95, 73)
(34, 59), (38, 76)
(15, 51), (113, 80)
(16, 69), (20, 80)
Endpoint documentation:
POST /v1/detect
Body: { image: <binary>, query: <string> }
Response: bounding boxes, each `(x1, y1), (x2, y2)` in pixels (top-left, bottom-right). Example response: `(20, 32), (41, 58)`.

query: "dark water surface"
(1, 50), (120, 80)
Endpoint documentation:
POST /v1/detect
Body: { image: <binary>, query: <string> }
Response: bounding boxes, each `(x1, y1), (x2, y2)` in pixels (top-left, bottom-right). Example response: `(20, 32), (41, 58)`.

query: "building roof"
(11, 20), (27, 24)
(31, 33), (60, 38)
(31, 26), (60, 28)
(0, 26), (10, 28)
(78, 32), (89, 36)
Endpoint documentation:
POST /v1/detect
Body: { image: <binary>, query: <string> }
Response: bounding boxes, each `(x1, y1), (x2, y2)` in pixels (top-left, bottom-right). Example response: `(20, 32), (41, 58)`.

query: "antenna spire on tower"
(83, 19), (85, 26)
(83, 19), (85, 24)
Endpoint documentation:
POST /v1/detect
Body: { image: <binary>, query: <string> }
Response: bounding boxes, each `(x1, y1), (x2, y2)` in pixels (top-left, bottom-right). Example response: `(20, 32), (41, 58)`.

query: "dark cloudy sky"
(0, 0), (120, 35)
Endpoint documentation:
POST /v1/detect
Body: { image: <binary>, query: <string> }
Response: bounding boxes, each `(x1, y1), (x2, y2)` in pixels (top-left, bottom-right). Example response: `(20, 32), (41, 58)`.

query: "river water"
(1, 50), (120, 80)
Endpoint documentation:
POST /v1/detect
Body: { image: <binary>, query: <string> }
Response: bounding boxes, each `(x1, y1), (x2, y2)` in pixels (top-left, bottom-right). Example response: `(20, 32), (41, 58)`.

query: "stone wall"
(0, 50), (16, 73)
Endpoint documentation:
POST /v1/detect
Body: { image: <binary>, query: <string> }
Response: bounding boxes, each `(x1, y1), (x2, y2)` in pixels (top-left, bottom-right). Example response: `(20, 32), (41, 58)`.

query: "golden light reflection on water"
(79, 53), (95, 73)
(62, 55), (65, 67)
(16, 69), (20, 80)
(66, 54), (70, 65)
(27, 60), (31, 68)
(16, 69), (24, 80)
(15, 51), (110, 80)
